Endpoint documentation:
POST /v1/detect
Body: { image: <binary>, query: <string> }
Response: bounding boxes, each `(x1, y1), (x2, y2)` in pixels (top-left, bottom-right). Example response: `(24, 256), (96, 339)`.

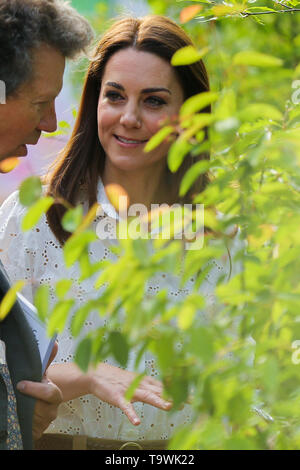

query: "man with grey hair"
(0, 0), (93, 450)
(0, 0), (93, 159)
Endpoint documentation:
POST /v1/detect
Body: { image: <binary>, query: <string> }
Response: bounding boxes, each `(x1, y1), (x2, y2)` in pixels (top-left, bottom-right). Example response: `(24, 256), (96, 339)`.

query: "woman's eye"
(145, 96), (166, 107)
(105, 91), (123, 102)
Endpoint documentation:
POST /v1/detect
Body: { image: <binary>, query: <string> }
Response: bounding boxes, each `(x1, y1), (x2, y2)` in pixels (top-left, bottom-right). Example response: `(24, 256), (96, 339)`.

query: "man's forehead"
(19, 44), (65, 99)
(15, 74), (63, 101)
(31, 76), (63, 100)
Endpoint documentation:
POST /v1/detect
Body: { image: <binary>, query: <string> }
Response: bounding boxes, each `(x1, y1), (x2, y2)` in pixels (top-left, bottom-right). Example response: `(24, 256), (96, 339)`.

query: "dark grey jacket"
(0, 267), (42, 450)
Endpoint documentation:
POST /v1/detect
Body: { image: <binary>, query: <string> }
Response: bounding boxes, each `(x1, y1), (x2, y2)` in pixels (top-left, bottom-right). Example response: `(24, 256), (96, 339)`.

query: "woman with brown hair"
(0, 15), (234, 450)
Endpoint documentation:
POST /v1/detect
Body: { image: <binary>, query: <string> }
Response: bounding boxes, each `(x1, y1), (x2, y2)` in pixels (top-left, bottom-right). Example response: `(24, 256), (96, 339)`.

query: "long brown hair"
(46, 15), (210, 244)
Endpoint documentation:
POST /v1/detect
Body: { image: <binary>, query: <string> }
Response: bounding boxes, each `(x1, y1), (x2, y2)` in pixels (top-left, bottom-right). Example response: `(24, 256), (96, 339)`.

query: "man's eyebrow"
(36, 94), (57, 100)
(105, 82), (171, 95)
(35, 83), (63, 101)
(33, 90), (60, 102)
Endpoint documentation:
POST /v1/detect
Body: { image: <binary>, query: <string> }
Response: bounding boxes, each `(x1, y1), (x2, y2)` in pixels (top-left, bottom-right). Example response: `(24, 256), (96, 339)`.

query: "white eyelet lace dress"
(0, 179), (242, 442)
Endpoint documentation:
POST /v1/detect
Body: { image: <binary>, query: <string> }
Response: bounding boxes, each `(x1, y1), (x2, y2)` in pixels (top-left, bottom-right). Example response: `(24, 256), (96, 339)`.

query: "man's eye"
(35, 101), (49, 107)
(105, 91), (123, 102)
(145, 96), (166, 107)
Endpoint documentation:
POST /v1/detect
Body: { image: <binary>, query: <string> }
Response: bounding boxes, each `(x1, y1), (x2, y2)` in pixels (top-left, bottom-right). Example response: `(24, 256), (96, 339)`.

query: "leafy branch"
(241, 7), (300, 16)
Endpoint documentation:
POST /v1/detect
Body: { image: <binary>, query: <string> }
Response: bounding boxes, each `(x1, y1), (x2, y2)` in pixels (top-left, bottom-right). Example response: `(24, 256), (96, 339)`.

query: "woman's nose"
(120, 104), (141, 129)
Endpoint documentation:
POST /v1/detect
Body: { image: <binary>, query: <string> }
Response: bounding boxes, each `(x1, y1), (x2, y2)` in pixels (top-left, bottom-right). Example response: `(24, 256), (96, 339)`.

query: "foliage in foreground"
(2, 0), (300, 449)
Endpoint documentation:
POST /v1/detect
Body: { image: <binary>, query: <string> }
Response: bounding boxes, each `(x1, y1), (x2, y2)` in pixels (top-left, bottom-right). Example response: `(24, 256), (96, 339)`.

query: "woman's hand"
(87, 363), (172, 425)
(47, 361), (173, 426)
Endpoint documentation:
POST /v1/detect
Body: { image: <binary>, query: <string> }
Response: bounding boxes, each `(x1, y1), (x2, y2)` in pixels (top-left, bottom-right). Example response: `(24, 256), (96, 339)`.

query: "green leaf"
(62, 206), (83, 233)
(239, 103), (283, 122)
(74, 337), (92, 372)
(180, 92), (218, 118)
(179, 160), (212, 196)
(19, 177), (42, 207)
(155, 334), (175, 372)
(78, 250), (103, 281)
(71, 302), (94, 337)
(168, 139), (193, 173)
(34, 285), (50, 322)
(144, 126), (174, 152)
(225, 437), (256, 451)
(58, 120), (71, 129)
(217, 274), (254, 305)
(171, 45), (209, 66)
(109, 331), (129, 367)
(43, 130), (66, 138)
(55, 279), (73, 300)
(47, 299), (75, 336)
(132, 239), (149, 263)
(215, 117), (239, 133)
(181, 114), (214, 135)
(238, 119), (270, 134)
(0, 280), (25, 321)
(211, 4), (245, 16)
(245, 6), (277, 13)
(259, 357), (279, 395)
(166, 374), (189, 408)
(21, 197), (54, 231)
(215, 89), (236, 120)
(288, 107), (300, 123)
(178, 303), (196, 330)
(63, 231), (97, 267)
(249, 14), (266, 26)
(125, 373), (146, 401)
(233, 51), (283, 67)
(189, 327), (214, 363)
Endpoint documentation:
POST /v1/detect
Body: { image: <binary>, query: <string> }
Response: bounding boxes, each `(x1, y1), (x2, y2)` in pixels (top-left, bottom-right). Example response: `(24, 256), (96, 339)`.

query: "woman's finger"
(117, 396), (141, 426)
(133, 389), (172, 410)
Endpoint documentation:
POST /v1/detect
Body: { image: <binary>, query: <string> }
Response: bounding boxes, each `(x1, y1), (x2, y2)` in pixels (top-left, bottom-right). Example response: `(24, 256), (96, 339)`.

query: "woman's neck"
(102, 163), (175, 211)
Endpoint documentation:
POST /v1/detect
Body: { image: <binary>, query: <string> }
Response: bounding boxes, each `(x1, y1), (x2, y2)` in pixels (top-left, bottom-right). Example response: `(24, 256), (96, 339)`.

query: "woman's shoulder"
(0, 189), (27, 225)
(0, 183), (50, 212)
(0, 185), (50, 234)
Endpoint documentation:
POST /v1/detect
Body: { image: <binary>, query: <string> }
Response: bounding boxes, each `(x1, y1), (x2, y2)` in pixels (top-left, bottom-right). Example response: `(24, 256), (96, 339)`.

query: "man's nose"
(37, 102), (57, 133)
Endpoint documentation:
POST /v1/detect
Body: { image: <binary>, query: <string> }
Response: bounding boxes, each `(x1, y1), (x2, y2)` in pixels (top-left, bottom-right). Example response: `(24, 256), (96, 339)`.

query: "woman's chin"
(107, 156), (147, 173)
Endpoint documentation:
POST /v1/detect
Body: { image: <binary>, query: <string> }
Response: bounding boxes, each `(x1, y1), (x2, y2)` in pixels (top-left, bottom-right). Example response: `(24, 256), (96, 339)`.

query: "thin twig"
(276, 0), (294, 10)
(241, 8), (300, 16)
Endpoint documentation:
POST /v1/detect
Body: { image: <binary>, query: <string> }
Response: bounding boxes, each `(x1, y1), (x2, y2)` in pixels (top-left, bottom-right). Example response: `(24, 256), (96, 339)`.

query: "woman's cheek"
(147, 114), (167, 136)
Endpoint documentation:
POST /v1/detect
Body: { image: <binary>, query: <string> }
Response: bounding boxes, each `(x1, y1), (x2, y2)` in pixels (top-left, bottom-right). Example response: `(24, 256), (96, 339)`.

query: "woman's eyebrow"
(105, 81), (124, 91)
(105, 81), (171, 95)
(141, 87), (171, 95)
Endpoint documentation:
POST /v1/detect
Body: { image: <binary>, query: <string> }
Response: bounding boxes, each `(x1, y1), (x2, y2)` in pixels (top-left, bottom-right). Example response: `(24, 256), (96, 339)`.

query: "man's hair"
(0, 0), (94, 96)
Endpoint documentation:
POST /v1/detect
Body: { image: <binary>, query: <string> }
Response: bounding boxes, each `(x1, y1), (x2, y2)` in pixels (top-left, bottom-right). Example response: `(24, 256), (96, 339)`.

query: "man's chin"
(0, 157), (20, 173)
(15, 144), (28, 157)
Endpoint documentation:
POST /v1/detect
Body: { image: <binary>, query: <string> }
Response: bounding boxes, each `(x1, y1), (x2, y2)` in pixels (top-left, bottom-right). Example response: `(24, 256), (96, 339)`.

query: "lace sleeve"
(0, 191), (38, 303)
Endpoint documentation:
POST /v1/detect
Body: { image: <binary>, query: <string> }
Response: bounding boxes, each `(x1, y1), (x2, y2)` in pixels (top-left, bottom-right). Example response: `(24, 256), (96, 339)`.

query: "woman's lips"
(114, 135), (148, 148)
